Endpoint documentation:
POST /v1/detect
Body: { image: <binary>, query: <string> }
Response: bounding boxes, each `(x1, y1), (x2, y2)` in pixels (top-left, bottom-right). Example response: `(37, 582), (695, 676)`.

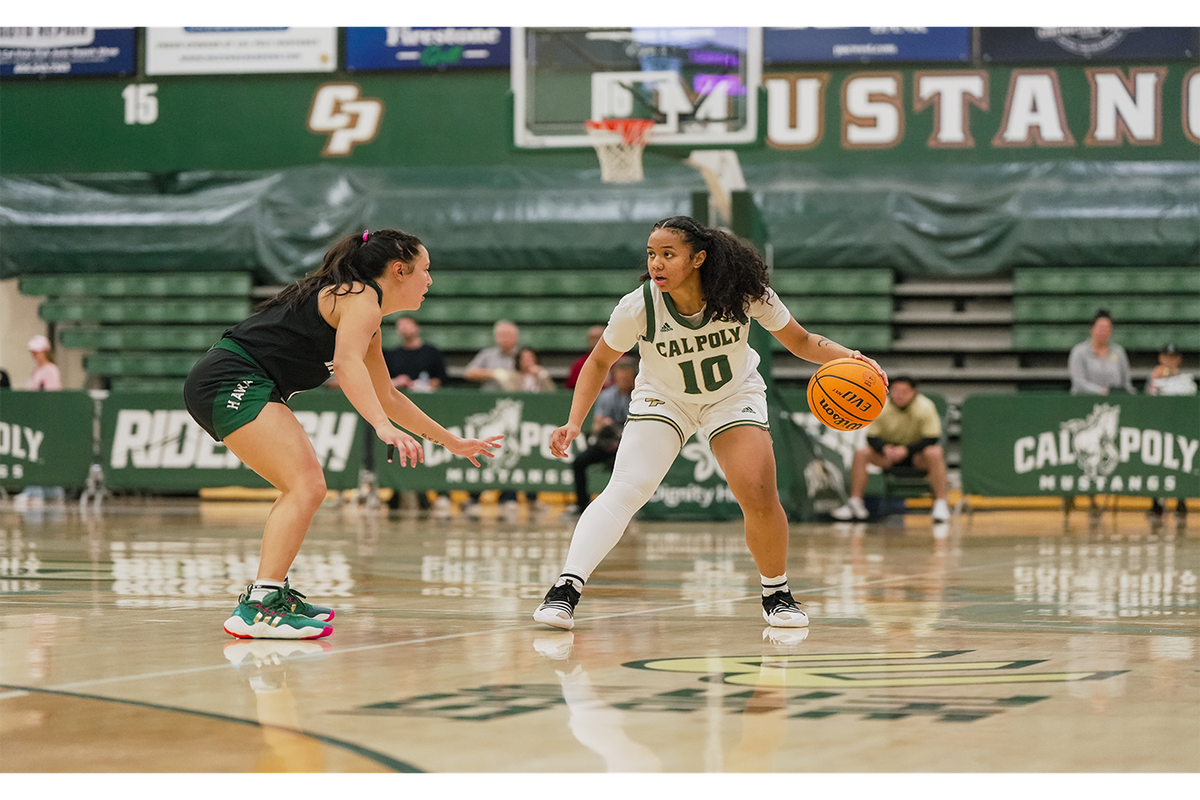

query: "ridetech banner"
(960, 394), (1200, 497)
(100, 390), (365, 491)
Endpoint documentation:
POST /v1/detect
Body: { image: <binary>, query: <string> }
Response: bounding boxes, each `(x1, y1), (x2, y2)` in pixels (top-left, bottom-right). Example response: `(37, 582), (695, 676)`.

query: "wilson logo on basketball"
(816, 398), (866, 431)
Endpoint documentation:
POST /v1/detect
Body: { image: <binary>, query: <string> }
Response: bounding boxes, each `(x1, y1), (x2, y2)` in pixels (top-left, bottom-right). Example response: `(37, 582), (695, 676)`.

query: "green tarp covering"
(3, 161), (1197, 283)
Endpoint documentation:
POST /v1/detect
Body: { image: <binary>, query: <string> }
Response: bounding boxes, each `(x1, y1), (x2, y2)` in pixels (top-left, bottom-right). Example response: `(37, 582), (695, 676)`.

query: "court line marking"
(41, 561), (995, 692)
(0, 682), (422, 773)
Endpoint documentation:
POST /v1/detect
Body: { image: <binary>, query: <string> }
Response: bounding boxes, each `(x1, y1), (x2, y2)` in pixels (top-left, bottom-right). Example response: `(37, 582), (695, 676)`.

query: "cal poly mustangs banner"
(101, 390), (365, 492)
(961, 394), (1200, 497)
(0, 390), (94, 490)
(370, 390), (571, 494)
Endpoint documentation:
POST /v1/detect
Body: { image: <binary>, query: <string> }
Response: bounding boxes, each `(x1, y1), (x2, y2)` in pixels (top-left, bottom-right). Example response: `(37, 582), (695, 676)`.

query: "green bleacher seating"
(1012, 266), (1200, 352)
(60, 326), (229, 351)
(1013, 267), (1200, 295)
(84, 353), (203, 377)
(778, 296), (892, 323)
(768, 325), (892, 353)
(409, 267), (896, 356)
(22, 272), (253, 387)
(426, 271), (638, 298)
(1013, 325), (1200, 351)
(39, 299), (250, 325)
(771, 268), (894, 296)
(19, 273), (252, 297)
(1014, 297), (1199, 323)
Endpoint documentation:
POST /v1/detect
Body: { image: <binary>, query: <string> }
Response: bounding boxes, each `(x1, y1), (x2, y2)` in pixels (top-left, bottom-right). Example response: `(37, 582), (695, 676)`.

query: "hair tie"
(362, 229), (370, 243)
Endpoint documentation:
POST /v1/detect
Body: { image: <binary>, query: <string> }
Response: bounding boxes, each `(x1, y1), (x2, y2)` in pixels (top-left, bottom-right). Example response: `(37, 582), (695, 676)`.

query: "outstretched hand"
(548, 422), (582, 459)
(446, 434), (505, 467)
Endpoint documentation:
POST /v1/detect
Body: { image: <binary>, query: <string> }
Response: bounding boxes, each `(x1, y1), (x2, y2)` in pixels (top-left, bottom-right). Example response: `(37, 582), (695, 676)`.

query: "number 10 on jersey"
(679, 354), (733, 394)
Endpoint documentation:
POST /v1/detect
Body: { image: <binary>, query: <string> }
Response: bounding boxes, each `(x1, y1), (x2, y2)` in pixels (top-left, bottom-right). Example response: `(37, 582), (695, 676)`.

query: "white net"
(585, 120), (654, 184)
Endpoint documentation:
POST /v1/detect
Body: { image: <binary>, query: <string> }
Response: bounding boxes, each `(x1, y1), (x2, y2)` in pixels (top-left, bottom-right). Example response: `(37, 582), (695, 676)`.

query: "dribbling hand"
(849, 350), (889, 390)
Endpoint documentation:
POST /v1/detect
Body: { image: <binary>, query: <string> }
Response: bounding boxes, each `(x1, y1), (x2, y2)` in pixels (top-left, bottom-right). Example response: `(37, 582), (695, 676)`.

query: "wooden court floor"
(1, 498), (1196, 778)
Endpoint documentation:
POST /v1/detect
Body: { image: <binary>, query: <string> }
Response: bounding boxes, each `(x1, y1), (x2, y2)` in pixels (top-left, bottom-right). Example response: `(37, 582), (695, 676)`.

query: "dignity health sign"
(960, 395), (1200, 497)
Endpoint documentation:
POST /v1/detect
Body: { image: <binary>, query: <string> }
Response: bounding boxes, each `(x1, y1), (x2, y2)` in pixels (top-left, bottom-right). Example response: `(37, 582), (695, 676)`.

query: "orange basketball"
(806, 358), (887, 432)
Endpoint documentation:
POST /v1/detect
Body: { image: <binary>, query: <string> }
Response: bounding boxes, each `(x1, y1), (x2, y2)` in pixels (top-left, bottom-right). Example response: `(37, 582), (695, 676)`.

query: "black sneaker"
(762, 590), (809, 628)
(532, 579), (582, 630)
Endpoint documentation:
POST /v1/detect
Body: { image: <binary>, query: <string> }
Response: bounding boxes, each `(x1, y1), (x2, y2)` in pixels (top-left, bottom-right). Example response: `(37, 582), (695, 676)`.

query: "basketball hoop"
(584, 119), (655, 184)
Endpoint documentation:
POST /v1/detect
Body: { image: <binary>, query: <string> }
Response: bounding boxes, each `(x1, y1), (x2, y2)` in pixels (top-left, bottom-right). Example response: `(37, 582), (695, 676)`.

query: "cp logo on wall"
(308, 83), (384, 156)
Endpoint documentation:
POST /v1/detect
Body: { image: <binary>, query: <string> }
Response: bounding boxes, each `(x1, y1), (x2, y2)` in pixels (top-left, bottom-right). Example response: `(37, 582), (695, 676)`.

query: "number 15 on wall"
(122, 84), (159, 125)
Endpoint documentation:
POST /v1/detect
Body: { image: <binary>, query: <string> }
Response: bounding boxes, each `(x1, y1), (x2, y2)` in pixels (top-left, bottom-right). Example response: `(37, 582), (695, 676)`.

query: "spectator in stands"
(461, 319), (522, 517)
(831, 376), (950, 523)
(1147, 341), (1196, 397)
(495, 347), (555, 392)
(383, 316), (451, 515)
(1069, 309), (1135, 395)
(25, 335), (62, 391)
(566, 325), (614, 390)
(463, 319), (520, 390)
(12, 335), (65, 510)
(565, 359), (637, 518)
(384, 316), (448, 392)
(1146, 341), (1195, 521)
(0, 369), (11, 389)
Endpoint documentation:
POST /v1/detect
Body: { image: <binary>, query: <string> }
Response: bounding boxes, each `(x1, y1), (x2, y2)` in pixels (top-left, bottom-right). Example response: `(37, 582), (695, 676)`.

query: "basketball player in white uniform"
(533, 215), (887, 631)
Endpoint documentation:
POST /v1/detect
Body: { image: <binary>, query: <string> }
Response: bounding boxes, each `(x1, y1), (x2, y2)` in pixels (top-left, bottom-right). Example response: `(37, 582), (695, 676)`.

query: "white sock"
(761, 574), (789, 597)
(561, 421), (682, 582)
(249, 579), (285, 602)
(848, 497), (867, 511)
(555, 573), (586, 592)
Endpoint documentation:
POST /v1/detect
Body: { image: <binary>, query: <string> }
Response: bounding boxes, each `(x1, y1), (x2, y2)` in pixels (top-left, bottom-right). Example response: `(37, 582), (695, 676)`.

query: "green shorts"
(184, 341), (283, 441)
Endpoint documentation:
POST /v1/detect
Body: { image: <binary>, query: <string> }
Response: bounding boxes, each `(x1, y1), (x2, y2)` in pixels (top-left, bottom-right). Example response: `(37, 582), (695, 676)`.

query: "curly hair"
(259, 228), (424, 311)
(643, 216), (772, 324)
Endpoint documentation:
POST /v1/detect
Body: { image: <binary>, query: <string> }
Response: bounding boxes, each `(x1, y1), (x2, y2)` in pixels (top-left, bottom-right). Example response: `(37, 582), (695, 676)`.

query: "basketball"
(807, 358), (887, 432)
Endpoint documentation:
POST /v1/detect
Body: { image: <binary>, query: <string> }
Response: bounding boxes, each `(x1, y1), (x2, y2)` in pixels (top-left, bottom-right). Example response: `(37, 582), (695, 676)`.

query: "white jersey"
(603, 281), (792, 405)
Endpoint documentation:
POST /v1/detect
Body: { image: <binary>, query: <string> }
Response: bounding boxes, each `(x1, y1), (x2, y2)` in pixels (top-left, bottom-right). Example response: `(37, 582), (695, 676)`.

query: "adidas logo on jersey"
(660, 322), (673, 332)
(742, 407), (755, 413)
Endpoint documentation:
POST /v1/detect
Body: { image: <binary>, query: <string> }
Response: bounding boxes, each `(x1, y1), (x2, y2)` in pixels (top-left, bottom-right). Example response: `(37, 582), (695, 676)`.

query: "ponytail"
(260, 228), (424, 311)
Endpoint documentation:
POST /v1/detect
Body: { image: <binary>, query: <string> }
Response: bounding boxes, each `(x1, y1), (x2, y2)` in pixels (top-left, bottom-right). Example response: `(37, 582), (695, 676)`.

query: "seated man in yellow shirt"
(831, 376), (950, 522)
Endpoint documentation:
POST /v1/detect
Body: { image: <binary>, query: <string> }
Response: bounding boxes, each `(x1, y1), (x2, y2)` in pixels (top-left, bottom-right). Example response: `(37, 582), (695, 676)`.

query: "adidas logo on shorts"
(660, 322), (673, 332)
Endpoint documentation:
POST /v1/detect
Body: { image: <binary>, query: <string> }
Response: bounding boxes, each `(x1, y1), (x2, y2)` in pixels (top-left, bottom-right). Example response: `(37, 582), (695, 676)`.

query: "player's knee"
(607, 476), (657, 510)
(288, 466), (327, 510)
(730, 477), (779, 509)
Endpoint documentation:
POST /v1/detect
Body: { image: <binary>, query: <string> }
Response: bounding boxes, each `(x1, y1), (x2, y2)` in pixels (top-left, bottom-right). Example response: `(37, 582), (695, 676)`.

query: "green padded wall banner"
(0, 390), (95, 490)
(960, 394), (1200, 497)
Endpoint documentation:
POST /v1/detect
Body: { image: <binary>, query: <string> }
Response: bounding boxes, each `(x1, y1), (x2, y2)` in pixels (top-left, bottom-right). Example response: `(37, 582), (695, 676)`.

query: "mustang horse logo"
(1061, 403), (1121, 480)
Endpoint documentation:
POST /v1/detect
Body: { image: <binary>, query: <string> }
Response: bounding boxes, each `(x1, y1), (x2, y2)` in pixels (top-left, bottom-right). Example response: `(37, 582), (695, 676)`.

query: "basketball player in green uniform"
(185, 229), (503, 639)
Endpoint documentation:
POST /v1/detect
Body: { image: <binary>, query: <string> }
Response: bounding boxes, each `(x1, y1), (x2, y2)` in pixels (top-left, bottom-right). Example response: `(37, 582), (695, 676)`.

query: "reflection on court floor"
(0, 501), (1196, 774)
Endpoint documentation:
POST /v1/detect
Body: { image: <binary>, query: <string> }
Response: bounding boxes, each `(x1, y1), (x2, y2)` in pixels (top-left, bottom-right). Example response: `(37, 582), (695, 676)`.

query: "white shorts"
(626, 384), (771, 447)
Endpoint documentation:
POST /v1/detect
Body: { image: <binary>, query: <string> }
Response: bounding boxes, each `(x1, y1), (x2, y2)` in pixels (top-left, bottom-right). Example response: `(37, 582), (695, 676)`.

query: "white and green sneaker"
(280, 579), (334, 622)
(223, 586), (333, 640)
